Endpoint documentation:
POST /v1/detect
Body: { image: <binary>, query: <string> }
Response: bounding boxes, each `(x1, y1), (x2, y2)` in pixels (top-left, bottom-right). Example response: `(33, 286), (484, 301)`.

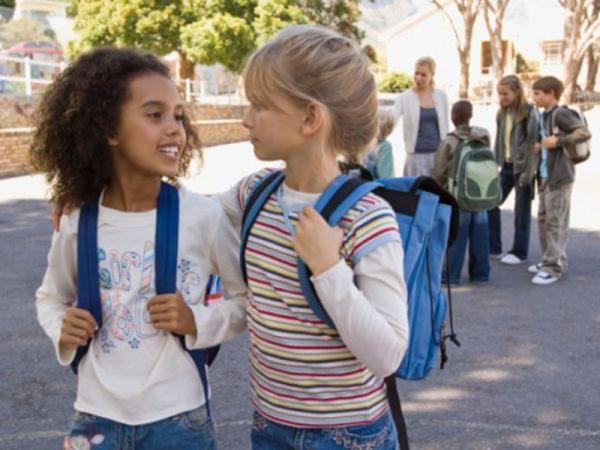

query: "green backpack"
(447, 134), (501, 211)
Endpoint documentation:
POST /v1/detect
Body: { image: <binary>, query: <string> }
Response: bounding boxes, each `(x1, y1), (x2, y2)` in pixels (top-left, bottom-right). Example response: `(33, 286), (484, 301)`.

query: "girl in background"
(487, 74), (538, 265)
(364, 109), (396, 179)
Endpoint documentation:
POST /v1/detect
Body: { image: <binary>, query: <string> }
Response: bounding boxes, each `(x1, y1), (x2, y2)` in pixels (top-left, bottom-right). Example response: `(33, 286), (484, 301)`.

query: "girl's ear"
(301, 102), (325, 137)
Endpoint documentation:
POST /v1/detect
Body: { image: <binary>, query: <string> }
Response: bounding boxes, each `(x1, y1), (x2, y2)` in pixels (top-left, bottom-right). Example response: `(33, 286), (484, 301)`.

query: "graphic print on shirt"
(178, 259), (201, 305)
(97, 242), (201, 352)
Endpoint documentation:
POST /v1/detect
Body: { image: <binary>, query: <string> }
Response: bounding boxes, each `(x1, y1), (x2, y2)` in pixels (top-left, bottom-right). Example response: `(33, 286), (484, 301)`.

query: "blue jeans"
(445, 209), (490, 284)
(64, 406), (216, 450)
(487, 163), (532, 259)
(251, 410), (398, 450)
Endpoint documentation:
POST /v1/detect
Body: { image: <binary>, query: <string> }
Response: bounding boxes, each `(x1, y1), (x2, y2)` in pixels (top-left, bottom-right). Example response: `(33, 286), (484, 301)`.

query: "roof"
(382, 0), (452, 41)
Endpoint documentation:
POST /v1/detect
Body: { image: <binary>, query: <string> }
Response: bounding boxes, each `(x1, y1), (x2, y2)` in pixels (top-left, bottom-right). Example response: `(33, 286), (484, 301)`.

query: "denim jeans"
(445, 209), (490, 284)
(251, 410), (398, 450)
(64, 406), (216, 450)
(487, 163), (533, 259)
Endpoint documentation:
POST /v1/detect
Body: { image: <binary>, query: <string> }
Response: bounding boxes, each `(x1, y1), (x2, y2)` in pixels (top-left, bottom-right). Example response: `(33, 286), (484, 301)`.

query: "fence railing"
(0, 55), (66, 95)
(0, 54), (247, 105)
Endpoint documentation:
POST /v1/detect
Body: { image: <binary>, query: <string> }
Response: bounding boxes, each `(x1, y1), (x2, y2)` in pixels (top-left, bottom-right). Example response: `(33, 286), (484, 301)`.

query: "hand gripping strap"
(297, 175), (380, 329)
(71, 200), (102, 374)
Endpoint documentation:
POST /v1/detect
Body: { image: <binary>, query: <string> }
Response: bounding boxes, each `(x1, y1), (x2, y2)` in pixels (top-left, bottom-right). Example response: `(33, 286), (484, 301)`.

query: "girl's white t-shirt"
(35, 187), (247, 425)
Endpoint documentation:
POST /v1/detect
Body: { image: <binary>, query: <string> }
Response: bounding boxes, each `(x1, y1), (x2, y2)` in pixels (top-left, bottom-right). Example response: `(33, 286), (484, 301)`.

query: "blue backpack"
(240, 169), (460, 449)
(73, 182), (221, 415)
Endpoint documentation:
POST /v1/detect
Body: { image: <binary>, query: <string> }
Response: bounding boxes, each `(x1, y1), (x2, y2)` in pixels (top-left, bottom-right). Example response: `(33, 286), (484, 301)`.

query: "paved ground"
(1, 106), (599, 449)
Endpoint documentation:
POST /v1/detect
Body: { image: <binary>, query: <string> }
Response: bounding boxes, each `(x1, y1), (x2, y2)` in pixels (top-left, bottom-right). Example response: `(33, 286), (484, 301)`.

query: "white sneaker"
(500, 253), (525, 265)
(531, 271), (559, 285)
(528, 263), (543, 274)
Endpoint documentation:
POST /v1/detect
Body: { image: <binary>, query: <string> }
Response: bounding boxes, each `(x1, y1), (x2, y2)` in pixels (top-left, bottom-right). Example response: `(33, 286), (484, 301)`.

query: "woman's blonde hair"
(378, 109), (394, 141)
(415, 56), (436, 87)
(243, 24), (378, 161)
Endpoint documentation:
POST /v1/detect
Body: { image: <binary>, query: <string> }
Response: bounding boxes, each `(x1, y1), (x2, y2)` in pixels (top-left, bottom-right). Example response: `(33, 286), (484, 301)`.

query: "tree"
(0, 19), (50, 48)
(180, 13), (256, 73)
(0, 0), (15, 8)
(432, 0), (483, 99)
(584, 40), (599, 91)
(69, 0), (195, 77)
(558, 0), (600, 103)
(70, 0), (367, 77)
(482, 0), (511, 83)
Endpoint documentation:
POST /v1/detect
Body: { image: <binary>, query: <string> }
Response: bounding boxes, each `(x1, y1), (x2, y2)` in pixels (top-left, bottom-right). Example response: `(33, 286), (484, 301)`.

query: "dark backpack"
(73, 182), (220, 415)
(239, 169), (460, 449)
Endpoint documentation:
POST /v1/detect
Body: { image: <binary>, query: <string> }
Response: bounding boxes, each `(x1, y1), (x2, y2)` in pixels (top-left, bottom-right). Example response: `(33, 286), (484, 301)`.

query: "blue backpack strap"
(71, 199), (102, 374)
(240, 170), (285, 283)
(297, 174), (380, 329)
(155, 182), (213, 417)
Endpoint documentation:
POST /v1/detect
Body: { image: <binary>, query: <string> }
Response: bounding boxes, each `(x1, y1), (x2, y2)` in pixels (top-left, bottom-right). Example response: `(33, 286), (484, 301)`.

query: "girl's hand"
(292, 206), (344, 277)
(147, 291), (197, 337)
(59, 307), (98, 351)
(534, 142), (542, 154)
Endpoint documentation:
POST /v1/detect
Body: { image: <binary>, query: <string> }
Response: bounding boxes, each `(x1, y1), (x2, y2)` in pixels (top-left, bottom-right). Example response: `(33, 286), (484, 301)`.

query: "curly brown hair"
(30, 47), (201, 206)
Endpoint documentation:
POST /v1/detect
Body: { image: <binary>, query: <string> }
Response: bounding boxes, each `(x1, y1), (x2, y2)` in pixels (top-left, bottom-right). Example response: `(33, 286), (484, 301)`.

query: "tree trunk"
(562, 56), (582, 104)
(561, 10), (582, 104)
(585, 45), (599, 92)
(459, 49), (470, 99)
(490, 29), (504, 82)
(459, 15), (476, 99)
(178, 53), (195, 80)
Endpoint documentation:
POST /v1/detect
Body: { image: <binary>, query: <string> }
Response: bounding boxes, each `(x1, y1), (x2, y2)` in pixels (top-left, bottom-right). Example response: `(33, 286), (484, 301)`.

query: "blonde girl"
(488, 74), (538, 265)
(219, 25), (408, 449)
(364, 109), (396, 179)
(391, 56), (449, 177)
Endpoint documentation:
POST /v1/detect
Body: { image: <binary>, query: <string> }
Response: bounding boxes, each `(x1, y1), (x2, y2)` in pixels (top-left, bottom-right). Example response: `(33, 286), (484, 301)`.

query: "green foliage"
(0, 19), (51, 48)
(70, 0), (366, 73)
(0, 0), (15, 8)
(254, 0), (307, 44)
(69, 0), (185, 57)
(378, 71), (412, 93)
(181, 13), (255, 73)
(516, 53), (540, 74)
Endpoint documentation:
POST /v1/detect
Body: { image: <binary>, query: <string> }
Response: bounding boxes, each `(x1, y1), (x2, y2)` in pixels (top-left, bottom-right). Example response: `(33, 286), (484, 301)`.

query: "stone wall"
(0, 130), (34, 178)
(0, 94), (246, 129)
(0, 119), (246, 179)
(0, 95), (247, 178)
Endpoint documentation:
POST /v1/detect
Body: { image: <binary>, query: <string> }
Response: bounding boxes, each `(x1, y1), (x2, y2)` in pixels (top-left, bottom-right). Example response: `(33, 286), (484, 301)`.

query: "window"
(542, 41), (562, 65)
(481, 40), (512, 74)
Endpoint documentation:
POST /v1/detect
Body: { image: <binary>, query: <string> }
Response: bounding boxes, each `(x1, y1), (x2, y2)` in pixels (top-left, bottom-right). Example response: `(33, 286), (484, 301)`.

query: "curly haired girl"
(32, 47), (247, 450)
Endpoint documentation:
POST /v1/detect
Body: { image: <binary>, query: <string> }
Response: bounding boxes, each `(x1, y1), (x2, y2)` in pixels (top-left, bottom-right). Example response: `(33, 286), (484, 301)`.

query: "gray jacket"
(494, 103), (539, 184)
(540, 106), (591, 189)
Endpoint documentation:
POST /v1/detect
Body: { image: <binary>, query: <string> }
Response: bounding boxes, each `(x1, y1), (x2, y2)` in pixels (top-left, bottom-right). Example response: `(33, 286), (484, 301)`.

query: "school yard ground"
(1, 105), (599, 449)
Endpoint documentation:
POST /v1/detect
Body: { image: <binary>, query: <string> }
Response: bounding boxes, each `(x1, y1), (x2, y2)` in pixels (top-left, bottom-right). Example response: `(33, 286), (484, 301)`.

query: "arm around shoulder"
(36, 212), (79, 366)
(185, 202), (248, 350)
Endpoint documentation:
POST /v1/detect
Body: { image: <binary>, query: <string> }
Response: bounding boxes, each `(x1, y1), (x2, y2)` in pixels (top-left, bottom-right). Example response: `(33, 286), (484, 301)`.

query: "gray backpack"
(551, 106), (591, 164)
(447, 134), (501, 211)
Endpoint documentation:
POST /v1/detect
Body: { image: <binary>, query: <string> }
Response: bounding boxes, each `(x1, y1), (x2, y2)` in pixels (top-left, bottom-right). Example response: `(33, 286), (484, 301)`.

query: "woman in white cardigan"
(392, 57), (449, 176)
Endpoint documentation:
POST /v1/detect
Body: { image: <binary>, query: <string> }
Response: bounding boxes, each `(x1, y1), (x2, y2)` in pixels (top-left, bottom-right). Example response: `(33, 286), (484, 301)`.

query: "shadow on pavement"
(1, 201), (599, 449)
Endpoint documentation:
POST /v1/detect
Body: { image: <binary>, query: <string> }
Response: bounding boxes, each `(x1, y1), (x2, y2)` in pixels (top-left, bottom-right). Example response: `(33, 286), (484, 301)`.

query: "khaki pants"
(538, 182), (573, 277)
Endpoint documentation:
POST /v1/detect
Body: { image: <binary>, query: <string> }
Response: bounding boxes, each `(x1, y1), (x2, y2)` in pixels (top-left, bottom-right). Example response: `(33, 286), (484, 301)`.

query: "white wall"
(385, 5), (490, 100)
